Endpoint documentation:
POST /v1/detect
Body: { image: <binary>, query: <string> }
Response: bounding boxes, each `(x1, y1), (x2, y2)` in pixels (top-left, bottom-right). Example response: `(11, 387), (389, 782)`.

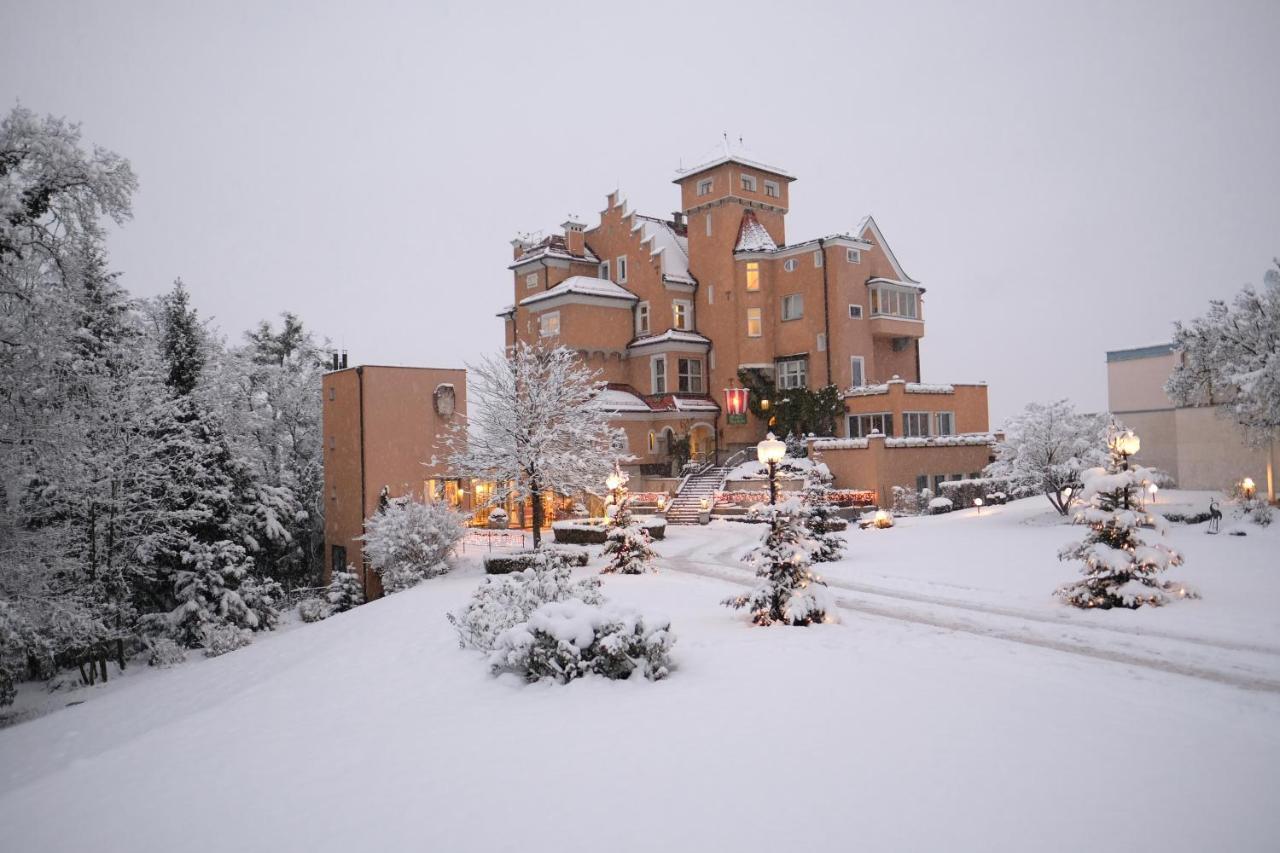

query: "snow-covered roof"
(496, 304), (515, 318)
(520, 276), (638, 307)
(628, 330), (712, 349)
(812, 433), (997, 450)
(734, 210), (778, 253)
(594, 384), (719, 415)
(595, 387), (653, 413)
(843, 381), (957, 398)
(635, 215), (694, 285)
(674, 140), (796, 181)
(856, 215), (918, 285)
(508, 233), (600, 270)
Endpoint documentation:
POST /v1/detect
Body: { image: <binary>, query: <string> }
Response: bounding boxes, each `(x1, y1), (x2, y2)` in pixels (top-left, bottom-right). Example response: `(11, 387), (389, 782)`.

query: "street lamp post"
(1110, 429), (1140, 510)
(756, 432), (787, 506)
(605, 468), (623, 523)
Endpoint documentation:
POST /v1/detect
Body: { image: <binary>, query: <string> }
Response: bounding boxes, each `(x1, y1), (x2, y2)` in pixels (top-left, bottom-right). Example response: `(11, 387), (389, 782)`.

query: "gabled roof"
(628, 330), (713, 349)
(673, 140), (796, 182)
(856, 215), (918, 285)
(520, 276), (638, 307)
(634, 215), (695, 285)
(734, 209), (778, 253)
(596, 383), (720, 415)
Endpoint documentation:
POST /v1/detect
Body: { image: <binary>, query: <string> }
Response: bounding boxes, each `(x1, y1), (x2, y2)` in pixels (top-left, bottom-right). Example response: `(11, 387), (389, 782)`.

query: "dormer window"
(697, 178), (713, 196)
(741, 174), (757, 192)
(599, 260), (610, 280)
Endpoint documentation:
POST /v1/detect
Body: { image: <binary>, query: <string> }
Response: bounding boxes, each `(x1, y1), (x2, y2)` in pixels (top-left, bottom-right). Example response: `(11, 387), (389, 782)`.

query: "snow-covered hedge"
(449, 561), (604, 651)
(489, 600), (674, 683)
(551, 521), (609, 545)
(203, 625), (252, 658)
(483, 547), (590, 575)
(362, 498), (466, 593)
(928, 497), (953, 514)
(298, 598), (329, 623)
(146, 638), (186, 668)
(938, 477), (1014, 509)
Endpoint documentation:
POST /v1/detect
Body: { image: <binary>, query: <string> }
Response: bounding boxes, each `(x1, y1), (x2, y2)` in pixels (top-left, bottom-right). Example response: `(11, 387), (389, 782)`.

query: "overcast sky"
(3, 0), (1277, 425)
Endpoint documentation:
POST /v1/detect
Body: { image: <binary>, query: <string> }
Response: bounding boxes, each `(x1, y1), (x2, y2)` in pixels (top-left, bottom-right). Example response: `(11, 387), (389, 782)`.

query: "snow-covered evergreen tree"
(361, 497), (465, 593)
(724, 509), (836, 626)
(601, 500), (657, 575)
(326, 568), (365, 613)
(1167, 264), (1280, 445)
(159, 540), (280, 649)
(800, 473), (845, 563)
(1056, 442), (1195, 609)
(445, 342), (623, 548)
(985, 400), (1113, 515)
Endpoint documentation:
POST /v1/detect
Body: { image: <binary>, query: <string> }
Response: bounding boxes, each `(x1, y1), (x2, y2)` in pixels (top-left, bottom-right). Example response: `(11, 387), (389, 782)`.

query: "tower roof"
(734, 209), (779, 253)
(673, 140), (795, 183)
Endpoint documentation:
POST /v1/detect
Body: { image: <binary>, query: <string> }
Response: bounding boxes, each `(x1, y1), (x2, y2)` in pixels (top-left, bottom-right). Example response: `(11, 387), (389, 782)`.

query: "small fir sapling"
(800, 474), (845, 563)
(298, 598), (329, 623)
(1056, 439), (1196, 609)
(724, 509), (836, 626)
(361, 497), (465, 593)
(448, 554), (603, 651)
(146, 638), (187, 668)
(601, 499), (658, 575)
(326, 568), (365, 613)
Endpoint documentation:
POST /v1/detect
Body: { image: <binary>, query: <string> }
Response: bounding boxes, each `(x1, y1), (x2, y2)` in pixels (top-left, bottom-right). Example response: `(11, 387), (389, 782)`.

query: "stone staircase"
(665, 466), (729, 525)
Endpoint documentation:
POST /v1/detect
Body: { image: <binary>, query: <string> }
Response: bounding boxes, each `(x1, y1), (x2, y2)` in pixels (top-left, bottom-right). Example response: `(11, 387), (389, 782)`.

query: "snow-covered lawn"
(1, 494), (1278, 852)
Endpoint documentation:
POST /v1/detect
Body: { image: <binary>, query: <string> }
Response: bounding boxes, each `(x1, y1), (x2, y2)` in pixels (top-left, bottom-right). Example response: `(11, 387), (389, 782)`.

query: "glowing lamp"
(1111, 430), (1140, 458)
(1241, 477), (1256, 499)
(724, 387), (749, 416)
(873, 510), (893, 529)
(1063, 487), (1072, 497)
(605, 472), (622, 491)
(699, 498), (710, 511)
(756, 432), (786, 465)
(656, 495), (666, 510)
(759, 398), (771, 412)
(974, 497), (983, 515)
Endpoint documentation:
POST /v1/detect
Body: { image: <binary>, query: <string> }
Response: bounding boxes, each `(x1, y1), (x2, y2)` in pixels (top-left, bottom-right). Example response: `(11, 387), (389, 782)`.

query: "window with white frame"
(776, 357), (808, 390)
(697, 178), (713, 196)
(903, 412), (931, 437)
(847, 249), (861, 264)
(741, 174), (757, 192)
(616, 255), (628, 283)
(677, 358), (703, 393)
(525, 272), (538, 289)
(848, 412), (892, 437)
(651, 355), (667, 394)
(764, 180), (780, 198)
(673, 299), (692, 330)
(636, 301), (650, 335)
(850, 356), (866, 387)
(600, 260), (610, 280)
(869, 284), (919, 319)
(746, 307), (762, 337)
(849, 304), (863, 319)
(784, 258), (798, 272)
(814, 250), (823, 267)
(539, 311), (560, 338)
(781, 293), (803, 321)
(935, 411), (956, 436)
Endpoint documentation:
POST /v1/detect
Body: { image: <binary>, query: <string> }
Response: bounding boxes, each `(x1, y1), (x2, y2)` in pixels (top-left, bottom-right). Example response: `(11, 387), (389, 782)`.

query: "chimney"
(340, 350), (348, 370)
(561, 218), (586, 256)
(671, 211), (686, 232)
(511, 237), (526, 260)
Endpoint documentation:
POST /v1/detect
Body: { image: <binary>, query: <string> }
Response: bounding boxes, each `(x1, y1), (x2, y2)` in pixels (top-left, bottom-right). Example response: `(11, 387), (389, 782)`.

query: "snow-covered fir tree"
(361, 497), (465, 593)
(724, 509), (836, 626)
(1056, 438), (1195, 610)
(160, 541), (281, 648)
(445, 342), (623, 548)
(326, 568), (365, 613)
(601, 499), (657, 575)
(800, 472), (845, 563)
(1166, 264), (1280, 445)
(985, 400), (1113, 515)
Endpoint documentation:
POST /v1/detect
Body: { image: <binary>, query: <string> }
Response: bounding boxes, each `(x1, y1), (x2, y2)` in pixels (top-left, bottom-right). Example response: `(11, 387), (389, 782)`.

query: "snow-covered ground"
(1, 493), (1278, 852)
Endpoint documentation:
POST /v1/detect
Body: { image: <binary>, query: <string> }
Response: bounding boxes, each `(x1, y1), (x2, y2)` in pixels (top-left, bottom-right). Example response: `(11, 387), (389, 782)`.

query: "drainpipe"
(819, 239), (833, 385)
(356, 365), (369, 602)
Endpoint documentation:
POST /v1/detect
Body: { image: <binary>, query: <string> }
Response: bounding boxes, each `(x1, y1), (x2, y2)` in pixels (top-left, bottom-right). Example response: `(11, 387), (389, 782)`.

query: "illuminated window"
(539, 312), (560, 337)
(673, 300), (692, 330)
(424, 479), (439, 502)
(745, 262), (760, 291)
(746, 308), (762, 337)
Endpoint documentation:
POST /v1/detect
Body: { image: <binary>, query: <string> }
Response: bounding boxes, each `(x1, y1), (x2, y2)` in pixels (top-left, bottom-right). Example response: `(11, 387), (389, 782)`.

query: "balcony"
(868, 314), (924, 339)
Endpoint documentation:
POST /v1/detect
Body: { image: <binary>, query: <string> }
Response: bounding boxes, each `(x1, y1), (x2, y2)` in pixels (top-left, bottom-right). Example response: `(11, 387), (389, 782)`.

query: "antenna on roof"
(722, 131), (729, 154)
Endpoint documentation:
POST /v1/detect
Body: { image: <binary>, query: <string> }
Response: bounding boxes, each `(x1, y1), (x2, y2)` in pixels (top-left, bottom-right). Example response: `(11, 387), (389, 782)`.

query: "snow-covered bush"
(298, 597), (329, 623)
(482, 547), (589, 575)
(890, 485), (922, 516)
(326, 568), (364, 613)
(448, 560), (603, 651)
(551, 521), (609, 545)
(489, 600), (674, 683)
(985, 400), (1112, 515)
(203, 625), (252, 657)
(362, 497), (465, 593)
(147, 638), (187, 668)
(724, 509), (836, 626)
(1057, 461), (1196, 609)
(928, 497), (953, 514)
(157, 541), (280, 649)
(487, 508), (509, 529)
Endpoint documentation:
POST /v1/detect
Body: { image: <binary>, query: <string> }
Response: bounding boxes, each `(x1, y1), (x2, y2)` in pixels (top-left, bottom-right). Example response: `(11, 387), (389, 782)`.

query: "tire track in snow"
(663, 556), (1280, 694)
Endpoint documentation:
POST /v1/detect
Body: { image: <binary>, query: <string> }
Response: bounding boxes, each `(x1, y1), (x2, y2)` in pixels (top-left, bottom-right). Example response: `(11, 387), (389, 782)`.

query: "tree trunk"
(530, 480), (543, 550)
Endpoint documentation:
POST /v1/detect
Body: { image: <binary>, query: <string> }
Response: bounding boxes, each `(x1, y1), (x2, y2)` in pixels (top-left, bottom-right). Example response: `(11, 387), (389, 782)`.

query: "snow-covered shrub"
(487, 508), (509, 529)
(362, 497), (465, 593)
(985, 400), (1112, 515)
(489, 600), (674, 683)
(890, 485), (921, 516)
(1235, 498), (1274, 527)
(551, 521), (609, 545)
(203, 625), (252, 657)
(0, 601), (48, 706)
(298, 597), (329, 623)
(801, 480), (846, 563)
(724, 509), (836, 626)
(483, 547), (589, 575)
(601, 503), (657, 574)
(639, 517), (666, 540)
(939, 477), (1015, 509)
(1057, 462), (1196, 609)
(147, 638), (187, 668)
(928, 497), (953, 514)
(326, 568), (364, 613)
(448, 561), (603, 651)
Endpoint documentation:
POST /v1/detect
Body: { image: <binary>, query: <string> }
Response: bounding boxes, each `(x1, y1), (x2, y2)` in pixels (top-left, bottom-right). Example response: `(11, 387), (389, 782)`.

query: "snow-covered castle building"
(499, 148), (997, 501)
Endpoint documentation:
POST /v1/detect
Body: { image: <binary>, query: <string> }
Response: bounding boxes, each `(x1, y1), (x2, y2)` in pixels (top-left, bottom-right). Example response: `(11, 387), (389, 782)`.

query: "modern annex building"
(499, 149), (995, 499)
